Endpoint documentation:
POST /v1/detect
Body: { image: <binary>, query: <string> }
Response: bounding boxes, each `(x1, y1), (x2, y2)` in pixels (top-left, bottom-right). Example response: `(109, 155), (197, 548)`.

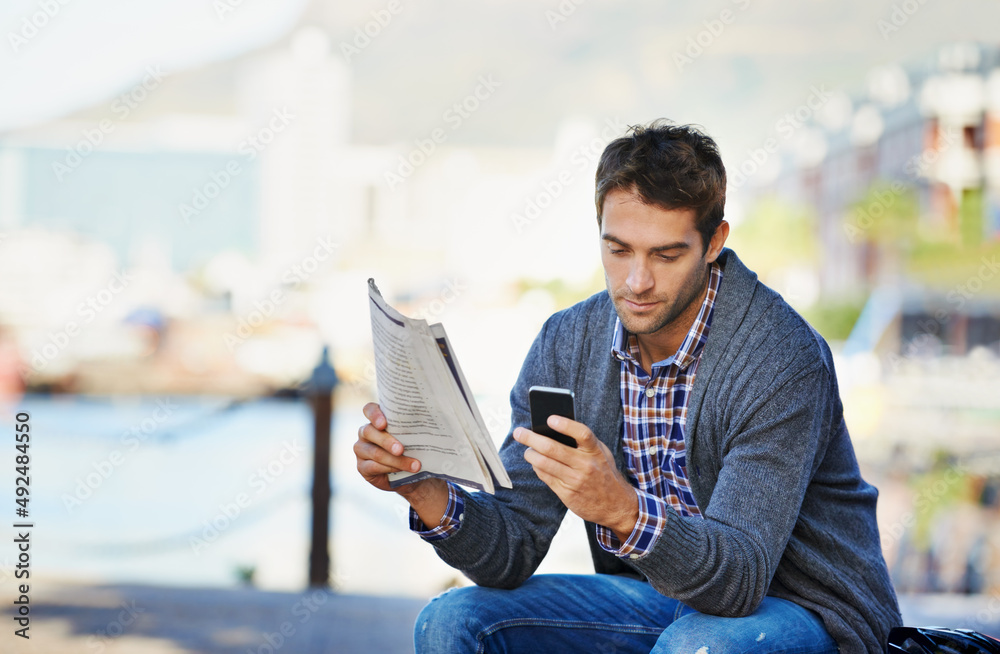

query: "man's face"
(600, 189), (719, 340)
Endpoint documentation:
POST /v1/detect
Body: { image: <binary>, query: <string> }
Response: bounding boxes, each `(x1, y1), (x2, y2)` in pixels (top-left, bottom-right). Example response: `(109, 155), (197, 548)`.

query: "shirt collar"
(610, 261), (723, 372)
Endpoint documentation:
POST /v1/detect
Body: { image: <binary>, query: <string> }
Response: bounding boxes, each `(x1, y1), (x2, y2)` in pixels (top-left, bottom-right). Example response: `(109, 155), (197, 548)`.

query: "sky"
(0, 0), (307, 132)
(269, 0), (1000, 156)
(3, 0), (1000, 159)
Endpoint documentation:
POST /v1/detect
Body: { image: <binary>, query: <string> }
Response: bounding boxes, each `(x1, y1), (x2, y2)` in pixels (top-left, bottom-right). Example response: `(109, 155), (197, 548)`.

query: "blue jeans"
(414, 574), (838, 653)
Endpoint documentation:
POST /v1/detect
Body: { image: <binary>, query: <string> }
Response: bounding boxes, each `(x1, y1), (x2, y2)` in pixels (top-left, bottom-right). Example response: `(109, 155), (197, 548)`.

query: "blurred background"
(2, 0), (1000, 651)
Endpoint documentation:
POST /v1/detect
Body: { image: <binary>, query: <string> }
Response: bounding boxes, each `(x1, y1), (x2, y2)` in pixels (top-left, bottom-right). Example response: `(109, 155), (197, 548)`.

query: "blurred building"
(751, 42), (1000, 361)
(0, 20), (615, 396)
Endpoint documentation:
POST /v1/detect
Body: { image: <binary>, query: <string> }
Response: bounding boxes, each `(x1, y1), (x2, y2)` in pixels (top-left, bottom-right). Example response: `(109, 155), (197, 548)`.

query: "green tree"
(727, 195), (820, 279)
(845, 182), (920, 248)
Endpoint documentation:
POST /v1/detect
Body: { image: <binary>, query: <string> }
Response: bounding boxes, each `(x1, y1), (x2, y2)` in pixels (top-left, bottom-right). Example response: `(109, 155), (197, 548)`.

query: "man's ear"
(705, 220), (730, 264)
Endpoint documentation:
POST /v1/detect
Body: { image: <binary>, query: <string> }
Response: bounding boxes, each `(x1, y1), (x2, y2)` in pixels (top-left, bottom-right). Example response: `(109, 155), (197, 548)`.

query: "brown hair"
(595, 119), (726, 252)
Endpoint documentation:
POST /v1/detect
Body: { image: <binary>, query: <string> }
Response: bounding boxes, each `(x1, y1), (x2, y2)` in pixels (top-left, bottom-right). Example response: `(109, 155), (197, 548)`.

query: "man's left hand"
(514, 416), (639, 542)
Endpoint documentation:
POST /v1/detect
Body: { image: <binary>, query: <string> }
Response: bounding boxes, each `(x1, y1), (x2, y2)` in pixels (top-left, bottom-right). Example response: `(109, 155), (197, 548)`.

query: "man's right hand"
(355, 403), (450, 526)
(355, 402), (423, 493)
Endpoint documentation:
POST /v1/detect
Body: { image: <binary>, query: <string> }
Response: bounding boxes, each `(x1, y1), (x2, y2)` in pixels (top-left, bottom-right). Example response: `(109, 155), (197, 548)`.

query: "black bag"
(887, 626), (1000, 653)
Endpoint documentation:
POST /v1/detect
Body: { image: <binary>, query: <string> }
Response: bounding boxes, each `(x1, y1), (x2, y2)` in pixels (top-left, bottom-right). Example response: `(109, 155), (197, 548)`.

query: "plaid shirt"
(409, 482), (463, 541)
(411, 263), (722, 555)
(596, 261), (722, 559)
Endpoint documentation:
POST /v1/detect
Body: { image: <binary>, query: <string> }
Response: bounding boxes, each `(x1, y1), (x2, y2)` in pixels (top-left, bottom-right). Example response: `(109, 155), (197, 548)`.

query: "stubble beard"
(608, 263), (710, 337)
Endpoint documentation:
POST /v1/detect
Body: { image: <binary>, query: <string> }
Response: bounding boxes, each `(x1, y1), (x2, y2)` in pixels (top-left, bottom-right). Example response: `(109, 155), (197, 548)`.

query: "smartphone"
(528, 386), (577, 448)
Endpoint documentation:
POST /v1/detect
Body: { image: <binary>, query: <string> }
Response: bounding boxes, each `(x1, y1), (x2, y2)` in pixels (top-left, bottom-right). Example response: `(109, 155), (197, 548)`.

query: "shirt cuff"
(596, 488), (668, 559)
(408, 482), (465, 542)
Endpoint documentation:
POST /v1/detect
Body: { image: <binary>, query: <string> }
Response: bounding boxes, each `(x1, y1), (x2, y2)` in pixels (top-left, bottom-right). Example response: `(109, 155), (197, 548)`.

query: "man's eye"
(657, 255), (679, 262)
(608, 248), (626, 255)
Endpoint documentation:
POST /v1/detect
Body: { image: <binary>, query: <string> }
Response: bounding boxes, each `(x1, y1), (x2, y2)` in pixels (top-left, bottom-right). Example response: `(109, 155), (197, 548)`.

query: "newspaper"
(368, 279), (511, 494)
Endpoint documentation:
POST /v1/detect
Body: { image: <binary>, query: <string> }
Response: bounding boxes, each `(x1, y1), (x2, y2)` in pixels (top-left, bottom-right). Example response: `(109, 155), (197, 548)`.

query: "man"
(356, 120), (901, 653)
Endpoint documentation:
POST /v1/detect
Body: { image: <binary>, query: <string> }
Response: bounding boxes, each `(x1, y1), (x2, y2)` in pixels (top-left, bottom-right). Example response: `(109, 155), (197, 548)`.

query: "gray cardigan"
(428, 249), (901, 653)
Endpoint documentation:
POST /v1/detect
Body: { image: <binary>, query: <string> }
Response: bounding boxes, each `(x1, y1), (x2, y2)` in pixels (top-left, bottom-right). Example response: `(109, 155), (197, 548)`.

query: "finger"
(362, 402), (387, 431)
(359, 421), (405, 457)
(354, 425), (420, 471)
(357, 456), (408, 479)
(514, 426), (581, 465)
(546, 416), (599, 453)
(354, 439), (421, 473)
(513, 427), (567, 460)
(522, 442), (574, 479)
(354, 437), (421, 473)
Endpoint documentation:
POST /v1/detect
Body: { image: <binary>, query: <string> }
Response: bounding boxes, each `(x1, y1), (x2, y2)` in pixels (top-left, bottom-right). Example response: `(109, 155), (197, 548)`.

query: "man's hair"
(594, 119), (727, 253)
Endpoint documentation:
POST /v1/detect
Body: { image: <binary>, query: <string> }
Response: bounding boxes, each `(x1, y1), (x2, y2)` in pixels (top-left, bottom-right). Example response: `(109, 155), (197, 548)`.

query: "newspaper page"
(428, 323), (510, 491)
(368, 279), (511, 493)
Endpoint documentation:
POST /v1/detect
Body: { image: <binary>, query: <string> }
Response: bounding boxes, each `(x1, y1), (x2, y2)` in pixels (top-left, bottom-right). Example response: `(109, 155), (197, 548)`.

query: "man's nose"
(626, 260), (654, 296)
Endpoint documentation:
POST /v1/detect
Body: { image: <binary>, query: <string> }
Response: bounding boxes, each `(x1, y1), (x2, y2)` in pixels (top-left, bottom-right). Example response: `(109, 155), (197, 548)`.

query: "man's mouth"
(623, 298), (658, 312)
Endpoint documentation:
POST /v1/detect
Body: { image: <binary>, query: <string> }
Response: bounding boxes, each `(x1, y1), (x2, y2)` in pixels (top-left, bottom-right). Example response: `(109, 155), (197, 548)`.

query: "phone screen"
(528, 386), (577, 448)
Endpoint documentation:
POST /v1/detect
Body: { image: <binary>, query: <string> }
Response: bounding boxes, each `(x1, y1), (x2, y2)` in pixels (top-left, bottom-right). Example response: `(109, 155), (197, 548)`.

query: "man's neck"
(635, 330), (684, 375)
